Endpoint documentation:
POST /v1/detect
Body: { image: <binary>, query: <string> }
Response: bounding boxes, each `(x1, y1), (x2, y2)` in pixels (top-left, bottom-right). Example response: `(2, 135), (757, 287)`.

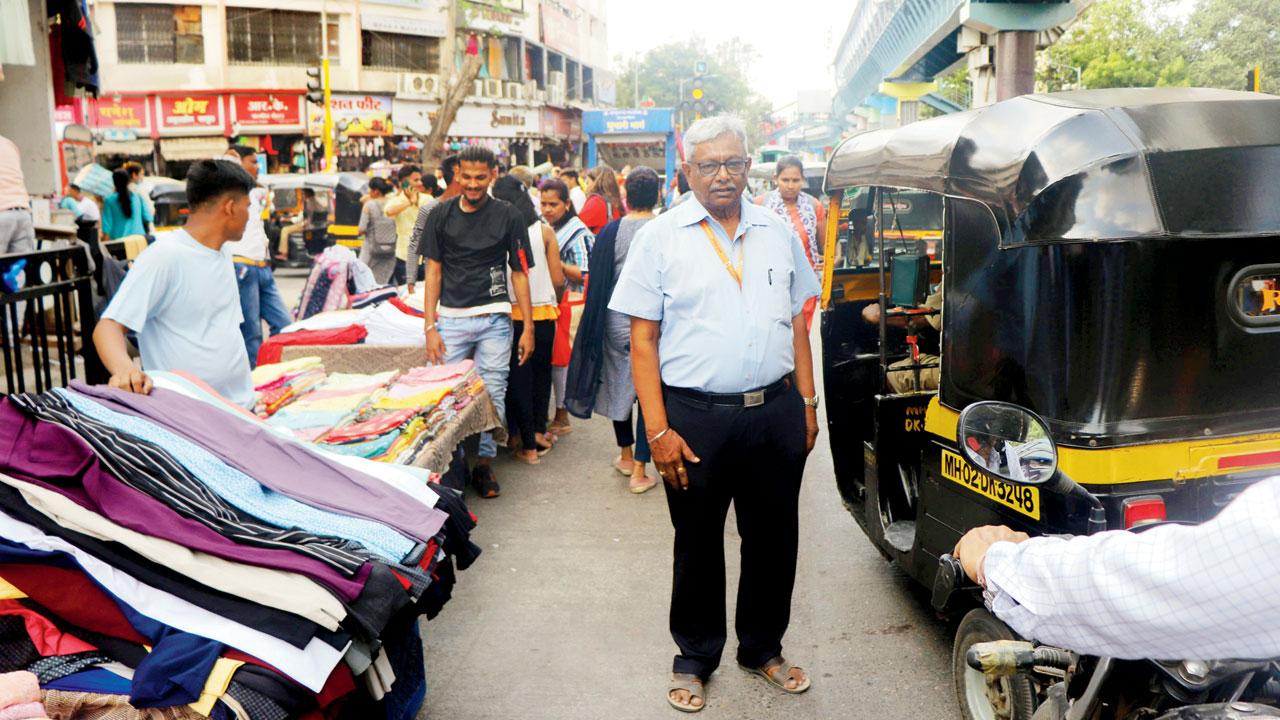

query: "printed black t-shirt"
(418, 196), (535, 310)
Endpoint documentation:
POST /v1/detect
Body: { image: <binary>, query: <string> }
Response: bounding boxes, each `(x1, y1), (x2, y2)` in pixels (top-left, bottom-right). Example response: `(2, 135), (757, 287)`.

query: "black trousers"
(662, 383), (807, 679)
(506, 318), (556, 448)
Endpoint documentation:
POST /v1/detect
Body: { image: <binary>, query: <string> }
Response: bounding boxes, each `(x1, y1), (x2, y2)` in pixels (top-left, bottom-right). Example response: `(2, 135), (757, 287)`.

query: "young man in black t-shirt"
(419, 146), (535, 498)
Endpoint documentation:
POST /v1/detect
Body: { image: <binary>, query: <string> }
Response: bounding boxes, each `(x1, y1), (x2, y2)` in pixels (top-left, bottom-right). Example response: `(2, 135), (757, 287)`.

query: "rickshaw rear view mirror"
(957, 402), (1058, 486)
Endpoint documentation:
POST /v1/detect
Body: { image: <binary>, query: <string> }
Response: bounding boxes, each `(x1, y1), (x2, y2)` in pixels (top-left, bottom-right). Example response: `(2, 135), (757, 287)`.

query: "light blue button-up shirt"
(608, 196), (821, 394)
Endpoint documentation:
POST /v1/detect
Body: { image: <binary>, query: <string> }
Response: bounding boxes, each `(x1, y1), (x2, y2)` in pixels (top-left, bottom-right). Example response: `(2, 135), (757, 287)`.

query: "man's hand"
(425, 327), (446, 365)
(804, 406), (819, 454)
(516, 326), (534, 366)
(954, 525), (1031, 586)
(406, 282), (416, 295)
(861, 303), (881, 325)
(650, 428), (700, 490)
(108, 369), (153, 395)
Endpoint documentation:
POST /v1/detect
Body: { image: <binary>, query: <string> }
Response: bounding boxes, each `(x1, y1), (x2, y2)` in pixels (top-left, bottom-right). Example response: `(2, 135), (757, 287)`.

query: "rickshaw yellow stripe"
(925, 398), (1280, 485)
(820, 196), (840, 310)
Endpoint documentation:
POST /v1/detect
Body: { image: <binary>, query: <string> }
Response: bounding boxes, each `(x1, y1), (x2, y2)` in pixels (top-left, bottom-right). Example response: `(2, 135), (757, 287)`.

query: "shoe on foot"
(470, 465), (501, 498)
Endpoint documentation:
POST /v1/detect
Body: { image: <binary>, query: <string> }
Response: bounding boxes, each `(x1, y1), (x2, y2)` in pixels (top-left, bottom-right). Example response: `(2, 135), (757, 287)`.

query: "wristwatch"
(802, 395), (820, 409)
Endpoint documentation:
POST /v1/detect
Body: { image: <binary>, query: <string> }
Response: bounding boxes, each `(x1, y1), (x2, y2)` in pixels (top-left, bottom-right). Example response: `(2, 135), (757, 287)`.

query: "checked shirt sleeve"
(982, 474), (1280, 660)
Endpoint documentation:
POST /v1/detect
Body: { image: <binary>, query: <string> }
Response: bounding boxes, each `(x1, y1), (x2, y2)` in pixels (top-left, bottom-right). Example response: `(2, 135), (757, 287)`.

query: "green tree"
(1037, 0), (1191, 91)
(614, 37), (774, 147)
(1183, 0), (1280, 93)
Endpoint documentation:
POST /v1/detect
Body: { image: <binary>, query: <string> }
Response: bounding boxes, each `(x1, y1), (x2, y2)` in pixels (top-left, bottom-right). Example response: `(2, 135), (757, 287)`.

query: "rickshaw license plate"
(941, 450), (1041, 520)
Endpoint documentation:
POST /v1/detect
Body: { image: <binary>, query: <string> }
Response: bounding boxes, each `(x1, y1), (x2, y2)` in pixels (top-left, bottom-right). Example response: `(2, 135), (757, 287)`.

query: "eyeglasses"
(691, 158), (749, 178)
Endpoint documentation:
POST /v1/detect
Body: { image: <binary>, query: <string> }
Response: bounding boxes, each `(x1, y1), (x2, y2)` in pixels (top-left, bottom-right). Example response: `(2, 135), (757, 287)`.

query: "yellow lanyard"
(699, 220), (743, 287)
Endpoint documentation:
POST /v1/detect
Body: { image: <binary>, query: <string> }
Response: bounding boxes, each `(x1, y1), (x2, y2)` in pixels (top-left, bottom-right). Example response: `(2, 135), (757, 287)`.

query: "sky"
(606, 0), (854, 111)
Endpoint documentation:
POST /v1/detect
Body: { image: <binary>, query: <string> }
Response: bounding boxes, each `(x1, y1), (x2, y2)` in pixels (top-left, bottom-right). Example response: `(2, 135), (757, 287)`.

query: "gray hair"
(683, 116), (749, 159)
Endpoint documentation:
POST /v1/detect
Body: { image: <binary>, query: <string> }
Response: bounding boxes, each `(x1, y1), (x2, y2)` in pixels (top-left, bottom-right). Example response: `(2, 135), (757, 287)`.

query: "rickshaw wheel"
(954, 609), (1036, 720)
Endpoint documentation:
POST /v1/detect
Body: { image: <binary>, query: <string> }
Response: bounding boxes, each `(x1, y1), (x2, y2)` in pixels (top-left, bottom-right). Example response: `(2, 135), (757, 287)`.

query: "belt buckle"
(743, 390), (765, 408)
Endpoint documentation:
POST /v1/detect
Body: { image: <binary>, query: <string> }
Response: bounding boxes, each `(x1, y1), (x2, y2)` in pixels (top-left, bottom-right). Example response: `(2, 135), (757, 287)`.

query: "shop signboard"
(89, 96), (151, 135)
(541, 0), (580, 58)
(583, 108), (674, 136)
(231, 93), (306, 133)
(308, 94), (394, 137)
(456, 0), (524, 35)
(394, 101), (538, 139)
(361, 12), (448, 37)
(156, 94), (227, 136)
(540, 107), (581, 140)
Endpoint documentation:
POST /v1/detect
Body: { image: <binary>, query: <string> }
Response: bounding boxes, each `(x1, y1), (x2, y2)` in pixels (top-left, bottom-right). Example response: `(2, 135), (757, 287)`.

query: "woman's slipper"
(613, 456), (632, 476)
(511, 450), (539, 465)
(739, 657), (811, 694)
(629, 476), (657, 494)
(667, 673), (705, 713)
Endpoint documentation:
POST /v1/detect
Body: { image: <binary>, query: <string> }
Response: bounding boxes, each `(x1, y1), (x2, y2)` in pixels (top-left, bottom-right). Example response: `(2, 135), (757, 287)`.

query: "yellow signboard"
(940, 450), (1041, 520)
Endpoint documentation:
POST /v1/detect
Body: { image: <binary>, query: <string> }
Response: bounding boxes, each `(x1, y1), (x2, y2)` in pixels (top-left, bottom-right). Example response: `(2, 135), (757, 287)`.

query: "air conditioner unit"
(524, 79), (539, 98)
(472, 79), (485, 97)
(398, 73), (441, 100)
(549, 70), (567, 92)
(484, 78), (504, 98)
(549, 85), (566, 106)
(535, 89), (548, 103)
(504, 82), (524, 101)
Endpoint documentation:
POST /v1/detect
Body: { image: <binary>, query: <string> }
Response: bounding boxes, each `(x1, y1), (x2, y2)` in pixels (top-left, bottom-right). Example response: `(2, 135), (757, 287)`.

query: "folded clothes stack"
(266, 371), (397, 443)
(315, 362), (480, 465)
(261, 296), (430, 361)
(0, 372), (481, 719)
(251, 357), (327, 419)
(0, 672), (44, 719)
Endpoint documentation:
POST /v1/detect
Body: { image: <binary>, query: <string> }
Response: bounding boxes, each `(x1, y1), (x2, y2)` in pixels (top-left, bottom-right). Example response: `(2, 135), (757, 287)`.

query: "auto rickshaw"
(261, 172), (369, 265)
(305, 172), (369, 252)
(149, 179), (188, 232)
(817, 87), (1280, 718)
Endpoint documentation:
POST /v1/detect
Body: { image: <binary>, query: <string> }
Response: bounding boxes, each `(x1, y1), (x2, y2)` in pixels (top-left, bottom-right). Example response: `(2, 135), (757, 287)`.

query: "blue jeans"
(235, 263), (292, 368)
(438, 314), (512, 458)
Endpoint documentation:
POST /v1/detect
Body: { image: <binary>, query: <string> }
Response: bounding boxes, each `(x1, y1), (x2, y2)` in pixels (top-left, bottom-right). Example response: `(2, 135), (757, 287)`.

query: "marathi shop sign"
(90, 96), (151, 134)
(231, 94), (305, 131)
(583, 108), (673, 135)
(156, 94), (226, 135)
(308, 94), (394, 137)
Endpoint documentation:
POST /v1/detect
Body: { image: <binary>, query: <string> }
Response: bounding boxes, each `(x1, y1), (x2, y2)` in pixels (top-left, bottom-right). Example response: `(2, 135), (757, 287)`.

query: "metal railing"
(0, 245), (107, 395)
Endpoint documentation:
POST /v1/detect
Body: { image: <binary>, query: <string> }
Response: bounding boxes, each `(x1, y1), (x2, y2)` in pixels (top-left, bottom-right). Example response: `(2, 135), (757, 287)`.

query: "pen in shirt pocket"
(768, 268), (773, 285)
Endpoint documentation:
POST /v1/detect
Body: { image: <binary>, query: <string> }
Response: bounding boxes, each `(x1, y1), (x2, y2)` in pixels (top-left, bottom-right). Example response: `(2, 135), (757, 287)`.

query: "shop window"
(582, 66), (594, 101)
(227, 9), (322, 66)
(362, 32), (440, 72)
(116, 4), (204, 64)
(566, 60), (580, 100)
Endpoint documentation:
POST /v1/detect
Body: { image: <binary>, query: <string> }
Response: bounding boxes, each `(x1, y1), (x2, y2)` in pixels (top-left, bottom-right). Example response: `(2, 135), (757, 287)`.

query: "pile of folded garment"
(0, 372), (482, 719)
(0, 672), (44, 719)
(315, 362), (479, 464)
(258, 296), (431, 366)
(266, 371), (396, 443)
(251, 357), (326, 419)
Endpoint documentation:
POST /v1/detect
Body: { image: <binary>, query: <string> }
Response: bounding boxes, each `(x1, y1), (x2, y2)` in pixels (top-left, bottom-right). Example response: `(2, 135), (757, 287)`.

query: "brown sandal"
(740, 656), (811, 694)
(667, 673), (706, 713)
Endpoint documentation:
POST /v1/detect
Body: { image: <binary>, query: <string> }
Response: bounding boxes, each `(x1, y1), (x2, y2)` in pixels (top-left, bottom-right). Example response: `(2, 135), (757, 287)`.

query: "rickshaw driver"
(952, 474), (1280, 661)
(861, 281), (943, 392)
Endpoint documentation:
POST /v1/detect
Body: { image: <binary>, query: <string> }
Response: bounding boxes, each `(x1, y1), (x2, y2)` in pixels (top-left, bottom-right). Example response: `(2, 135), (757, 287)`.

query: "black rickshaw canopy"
(824, 87), (1280, 246)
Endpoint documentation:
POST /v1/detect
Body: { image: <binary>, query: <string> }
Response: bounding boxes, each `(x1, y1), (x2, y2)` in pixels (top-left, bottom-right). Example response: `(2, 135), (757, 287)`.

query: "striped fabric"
(10, 393), (372, 576)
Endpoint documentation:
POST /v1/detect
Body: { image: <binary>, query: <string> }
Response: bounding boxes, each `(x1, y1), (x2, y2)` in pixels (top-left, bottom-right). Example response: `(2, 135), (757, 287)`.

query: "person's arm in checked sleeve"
(953, 475), (1280, 660)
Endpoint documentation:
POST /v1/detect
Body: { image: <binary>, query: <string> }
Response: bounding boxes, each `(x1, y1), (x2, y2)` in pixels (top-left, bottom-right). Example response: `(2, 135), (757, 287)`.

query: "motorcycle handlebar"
(966, 641), (1076, 677)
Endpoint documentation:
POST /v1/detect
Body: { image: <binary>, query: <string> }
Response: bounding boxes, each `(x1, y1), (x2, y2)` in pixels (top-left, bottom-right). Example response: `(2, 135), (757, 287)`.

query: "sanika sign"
(231, 94), (305, 131)
(156, 94), (226, 135)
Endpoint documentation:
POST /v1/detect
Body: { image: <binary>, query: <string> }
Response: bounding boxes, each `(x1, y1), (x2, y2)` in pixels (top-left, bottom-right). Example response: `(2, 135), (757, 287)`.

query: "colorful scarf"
(761, 189), (820, 272)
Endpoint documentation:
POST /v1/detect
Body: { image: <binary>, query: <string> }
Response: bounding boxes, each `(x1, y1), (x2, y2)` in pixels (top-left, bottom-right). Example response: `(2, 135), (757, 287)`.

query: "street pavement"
(273, 271), (961, 719)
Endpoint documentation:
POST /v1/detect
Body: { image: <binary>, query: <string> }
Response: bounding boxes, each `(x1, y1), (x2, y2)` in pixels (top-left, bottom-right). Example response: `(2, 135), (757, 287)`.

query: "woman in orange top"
(755, 155), (825, 330)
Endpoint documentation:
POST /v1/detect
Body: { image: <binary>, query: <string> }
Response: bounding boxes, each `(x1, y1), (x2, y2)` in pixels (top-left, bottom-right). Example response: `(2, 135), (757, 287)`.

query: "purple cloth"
(0, 399), (370, 602)
(70, 382), (446, 543)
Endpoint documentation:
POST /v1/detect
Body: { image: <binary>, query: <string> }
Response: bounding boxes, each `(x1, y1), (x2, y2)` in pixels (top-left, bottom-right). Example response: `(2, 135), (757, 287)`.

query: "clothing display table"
(275, 345), (506, 472)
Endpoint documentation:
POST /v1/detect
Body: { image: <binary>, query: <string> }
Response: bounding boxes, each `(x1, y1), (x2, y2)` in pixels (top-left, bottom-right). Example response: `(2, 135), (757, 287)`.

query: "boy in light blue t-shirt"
(94, 159), (258, 408)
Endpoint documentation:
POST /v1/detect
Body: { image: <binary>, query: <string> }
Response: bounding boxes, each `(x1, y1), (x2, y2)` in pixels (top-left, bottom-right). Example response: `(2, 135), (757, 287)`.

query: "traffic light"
(1246, 65), (1262, 92)
(694, 60), (708, 76)
(691, 78), (704, 101)
(306, 67), (324, 105)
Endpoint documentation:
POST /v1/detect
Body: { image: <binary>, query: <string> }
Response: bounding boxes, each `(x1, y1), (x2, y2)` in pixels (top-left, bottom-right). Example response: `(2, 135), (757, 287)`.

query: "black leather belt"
(664, 377), (791, 408)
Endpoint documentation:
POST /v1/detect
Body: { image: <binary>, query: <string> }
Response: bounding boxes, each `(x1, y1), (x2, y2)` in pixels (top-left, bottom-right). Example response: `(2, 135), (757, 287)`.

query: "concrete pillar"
(995, 30), (1037, 101)
(898, 100), (919, 126)
(0, 0), (59, 196)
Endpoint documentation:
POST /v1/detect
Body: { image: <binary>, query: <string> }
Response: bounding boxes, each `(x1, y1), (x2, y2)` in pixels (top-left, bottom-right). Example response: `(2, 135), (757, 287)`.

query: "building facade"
(81, 0), (612, 175)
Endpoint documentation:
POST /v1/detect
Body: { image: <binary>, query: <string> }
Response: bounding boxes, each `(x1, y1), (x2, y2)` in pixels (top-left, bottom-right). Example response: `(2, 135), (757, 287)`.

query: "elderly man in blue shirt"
(610, 116), (822, 713)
